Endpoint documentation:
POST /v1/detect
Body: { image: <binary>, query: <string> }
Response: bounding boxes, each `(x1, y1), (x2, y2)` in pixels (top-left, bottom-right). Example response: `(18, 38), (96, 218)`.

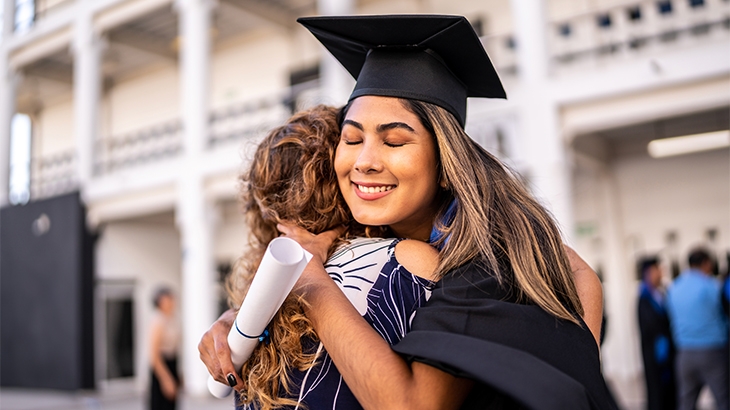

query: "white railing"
(31, 149), (77, 200)
(90, 93), (294, 175)
(479, 0), (729, 74)
(208, 94), (291, 148)
(94, 119), (183, 175)
(548, 0), (730, 65)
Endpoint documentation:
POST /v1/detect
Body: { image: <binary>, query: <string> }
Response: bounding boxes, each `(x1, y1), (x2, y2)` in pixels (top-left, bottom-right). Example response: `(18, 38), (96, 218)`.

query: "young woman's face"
(335, 96), (441, 241)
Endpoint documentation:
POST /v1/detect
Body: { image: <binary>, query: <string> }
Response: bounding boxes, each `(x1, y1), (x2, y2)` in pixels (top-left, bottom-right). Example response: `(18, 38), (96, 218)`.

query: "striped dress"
(239, 237), (434, 410)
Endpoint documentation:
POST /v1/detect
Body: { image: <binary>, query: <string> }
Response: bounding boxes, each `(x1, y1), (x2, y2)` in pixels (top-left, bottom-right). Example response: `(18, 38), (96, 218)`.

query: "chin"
(352, 213), (389, 228)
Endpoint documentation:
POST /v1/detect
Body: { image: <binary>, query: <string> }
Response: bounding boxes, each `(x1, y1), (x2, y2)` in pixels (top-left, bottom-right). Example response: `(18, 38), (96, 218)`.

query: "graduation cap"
(297, 14), (506, 127)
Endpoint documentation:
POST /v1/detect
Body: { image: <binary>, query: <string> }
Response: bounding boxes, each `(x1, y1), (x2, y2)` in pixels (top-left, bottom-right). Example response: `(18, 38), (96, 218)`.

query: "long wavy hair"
(339, 98), (584, 324)
(226, 105), (374, 409)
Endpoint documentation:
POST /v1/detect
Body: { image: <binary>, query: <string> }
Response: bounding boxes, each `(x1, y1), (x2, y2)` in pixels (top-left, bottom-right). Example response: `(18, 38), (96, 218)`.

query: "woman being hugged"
(209, 104), (438, 409)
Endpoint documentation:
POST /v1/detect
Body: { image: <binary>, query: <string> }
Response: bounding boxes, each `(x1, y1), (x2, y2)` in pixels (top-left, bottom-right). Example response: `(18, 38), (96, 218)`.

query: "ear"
(439, 175), (449, 190)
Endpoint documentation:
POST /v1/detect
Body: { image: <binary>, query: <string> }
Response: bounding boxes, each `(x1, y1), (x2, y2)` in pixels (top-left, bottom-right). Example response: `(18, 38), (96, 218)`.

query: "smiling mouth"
(356, 184), (394, 194)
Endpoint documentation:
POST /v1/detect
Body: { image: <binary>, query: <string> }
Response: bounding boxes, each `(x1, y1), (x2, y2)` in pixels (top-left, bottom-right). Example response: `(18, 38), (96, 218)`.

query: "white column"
(598, 167), (641, 392)
(0, 50), (16, 207)
(175, 0), (217, 397)
(72, 2), (103, 194)
(2, 0), (15, 39)
(316, 0), (354, 106)
(510, 0), (575, 240)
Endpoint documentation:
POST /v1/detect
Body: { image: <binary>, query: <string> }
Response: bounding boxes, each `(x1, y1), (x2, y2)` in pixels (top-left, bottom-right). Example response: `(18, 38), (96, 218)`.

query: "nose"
(353, 142), (383, 174)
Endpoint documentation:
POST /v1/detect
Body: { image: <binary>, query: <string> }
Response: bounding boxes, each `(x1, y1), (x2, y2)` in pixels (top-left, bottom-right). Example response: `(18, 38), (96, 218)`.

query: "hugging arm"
(196, 233), (604, 401)
(279, 223), (473, 410)
(565, 245), (604, 347)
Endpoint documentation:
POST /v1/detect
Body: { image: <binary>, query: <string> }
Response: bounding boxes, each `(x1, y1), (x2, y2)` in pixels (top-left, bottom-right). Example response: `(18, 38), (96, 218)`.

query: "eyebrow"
(342, 119), (415, 134)
(342, 119), (363, 131)
(377, 122), (415, 133)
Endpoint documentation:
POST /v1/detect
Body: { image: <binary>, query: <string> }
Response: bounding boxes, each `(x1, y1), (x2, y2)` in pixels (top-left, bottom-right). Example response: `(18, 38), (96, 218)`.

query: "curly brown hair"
(226, 105), (378, 409)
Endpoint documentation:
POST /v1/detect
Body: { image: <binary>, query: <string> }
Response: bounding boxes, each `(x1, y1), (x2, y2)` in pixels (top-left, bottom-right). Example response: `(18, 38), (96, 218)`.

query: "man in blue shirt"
(666, 248), (729, 410)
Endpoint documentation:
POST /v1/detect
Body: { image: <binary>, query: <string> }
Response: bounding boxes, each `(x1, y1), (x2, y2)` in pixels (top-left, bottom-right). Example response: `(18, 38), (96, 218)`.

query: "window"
(597, 13), (612, 29)
(657, 1), (673, 15)
(9, 113), (31, 205)
(628, 6), (642, 21)
(14, 0), (34, 34)
(559, 23), (572, 37)
(505, 35), (516, 50)
(689, 0), (705, 7)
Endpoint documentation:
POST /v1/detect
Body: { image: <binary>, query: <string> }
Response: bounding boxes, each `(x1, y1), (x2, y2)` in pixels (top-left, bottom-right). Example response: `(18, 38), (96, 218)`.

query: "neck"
(390, 223), (432, 242)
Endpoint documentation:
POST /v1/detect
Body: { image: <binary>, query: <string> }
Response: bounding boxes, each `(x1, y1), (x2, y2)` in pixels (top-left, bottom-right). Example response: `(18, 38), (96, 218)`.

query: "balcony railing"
(89, 93), (292, 176)
(548, 0), (730, 66)
(208, 94), (291, 148)
(94, 119), (183, 175)
(479, 0), (729, 74)
(30, 149), (77, 200)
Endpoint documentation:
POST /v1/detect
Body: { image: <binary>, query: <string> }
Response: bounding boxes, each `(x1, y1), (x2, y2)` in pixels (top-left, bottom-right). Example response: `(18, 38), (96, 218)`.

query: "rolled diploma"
(208, 237), (312, 398)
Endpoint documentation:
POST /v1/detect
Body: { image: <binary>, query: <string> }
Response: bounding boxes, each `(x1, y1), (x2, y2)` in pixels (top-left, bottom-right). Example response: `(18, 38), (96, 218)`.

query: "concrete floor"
(0, 388), (234, 410)
(0, 379), (720, 410)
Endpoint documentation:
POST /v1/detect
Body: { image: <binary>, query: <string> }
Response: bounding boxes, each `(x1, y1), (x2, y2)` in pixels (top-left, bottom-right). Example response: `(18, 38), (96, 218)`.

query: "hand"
(198, 309), (244, 390)
(276, 223), (345, 262)
(161, 376), (178, 400)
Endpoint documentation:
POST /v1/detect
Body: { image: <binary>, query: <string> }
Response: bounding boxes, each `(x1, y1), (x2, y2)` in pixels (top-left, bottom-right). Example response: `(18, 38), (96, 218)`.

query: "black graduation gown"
(393, 261), (618, 410)
(637, 285), (676, 410)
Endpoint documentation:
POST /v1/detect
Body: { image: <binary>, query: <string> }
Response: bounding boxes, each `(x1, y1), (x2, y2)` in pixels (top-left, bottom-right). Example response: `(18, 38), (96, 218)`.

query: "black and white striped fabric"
(239, 237), (434, 410)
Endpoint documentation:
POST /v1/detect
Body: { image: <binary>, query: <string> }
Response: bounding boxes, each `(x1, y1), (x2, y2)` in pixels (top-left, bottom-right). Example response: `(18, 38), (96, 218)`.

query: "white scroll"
(208, 237), (312, 398)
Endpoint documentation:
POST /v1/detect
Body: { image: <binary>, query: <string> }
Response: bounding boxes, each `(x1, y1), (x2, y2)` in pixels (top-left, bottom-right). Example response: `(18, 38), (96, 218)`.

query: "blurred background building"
(0, 0), (727, 407)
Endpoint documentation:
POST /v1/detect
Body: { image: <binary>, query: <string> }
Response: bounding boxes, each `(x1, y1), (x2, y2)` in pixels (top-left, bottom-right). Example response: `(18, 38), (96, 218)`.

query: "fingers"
(198, 309), (240, 387)
(198, 329), (225, 383)
(214, 330), (243, 390)
(321, 225), (346, 241)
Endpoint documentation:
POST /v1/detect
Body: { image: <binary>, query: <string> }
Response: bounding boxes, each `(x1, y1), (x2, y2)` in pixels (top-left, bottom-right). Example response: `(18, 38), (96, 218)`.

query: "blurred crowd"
(637, 247), (729, 410)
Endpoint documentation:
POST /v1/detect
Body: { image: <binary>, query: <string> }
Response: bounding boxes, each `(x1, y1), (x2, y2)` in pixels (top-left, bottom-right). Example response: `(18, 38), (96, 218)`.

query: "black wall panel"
(1, 192), (94, 390)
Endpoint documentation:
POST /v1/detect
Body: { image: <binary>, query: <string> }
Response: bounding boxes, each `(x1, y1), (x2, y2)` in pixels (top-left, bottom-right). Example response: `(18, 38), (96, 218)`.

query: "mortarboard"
(297, 14), (506, 127)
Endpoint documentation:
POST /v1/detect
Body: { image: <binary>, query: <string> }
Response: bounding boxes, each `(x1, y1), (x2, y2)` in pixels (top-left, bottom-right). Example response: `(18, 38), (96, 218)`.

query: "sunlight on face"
(335, 96), (441, 241)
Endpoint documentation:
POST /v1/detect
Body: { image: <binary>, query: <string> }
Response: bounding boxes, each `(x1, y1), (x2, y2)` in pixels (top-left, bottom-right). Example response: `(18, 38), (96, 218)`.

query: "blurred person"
(637, 256), (676, 410)
(666, 248), (729, 410)
(721, 251), (730, 316)
(149, 287), (181, 410)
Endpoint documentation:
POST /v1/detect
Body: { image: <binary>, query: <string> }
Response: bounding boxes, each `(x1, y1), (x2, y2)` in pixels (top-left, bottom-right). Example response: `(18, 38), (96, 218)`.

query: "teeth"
(357, 184), (393, 194)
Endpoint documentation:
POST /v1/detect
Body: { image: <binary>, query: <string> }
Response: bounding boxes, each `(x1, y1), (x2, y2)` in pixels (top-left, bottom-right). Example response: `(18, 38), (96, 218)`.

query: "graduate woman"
(202, 14), (614, 410)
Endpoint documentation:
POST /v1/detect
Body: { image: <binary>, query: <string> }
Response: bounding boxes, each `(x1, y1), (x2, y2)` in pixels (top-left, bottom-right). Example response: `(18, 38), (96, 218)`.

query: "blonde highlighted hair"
(402, 99), (583, 323)
(337, 98), (584, 323)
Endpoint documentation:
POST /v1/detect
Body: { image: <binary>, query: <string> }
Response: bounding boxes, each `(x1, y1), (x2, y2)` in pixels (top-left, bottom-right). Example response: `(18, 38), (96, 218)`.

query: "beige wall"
(106, 65), (180, 136)
(210, 28), (290, 109)
(35, 97), (74, 156)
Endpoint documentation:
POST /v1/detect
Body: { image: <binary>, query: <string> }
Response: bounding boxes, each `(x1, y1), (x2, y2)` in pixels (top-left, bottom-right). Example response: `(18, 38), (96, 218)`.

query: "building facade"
(0, 0), (728, 406)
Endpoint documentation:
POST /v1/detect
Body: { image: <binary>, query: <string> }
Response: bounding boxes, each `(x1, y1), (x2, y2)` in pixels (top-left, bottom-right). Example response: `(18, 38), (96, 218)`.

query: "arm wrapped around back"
(393, 261), (618, 410)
